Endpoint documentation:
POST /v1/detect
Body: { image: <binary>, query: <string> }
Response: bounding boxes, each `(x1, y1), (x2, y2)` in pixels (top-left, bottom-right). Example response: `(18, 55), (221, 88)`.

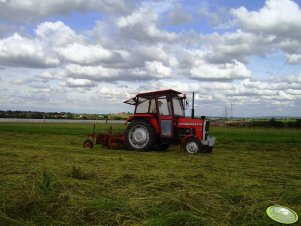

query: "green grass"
(210, 127), (301, 143)
(0, 123), (300, 225)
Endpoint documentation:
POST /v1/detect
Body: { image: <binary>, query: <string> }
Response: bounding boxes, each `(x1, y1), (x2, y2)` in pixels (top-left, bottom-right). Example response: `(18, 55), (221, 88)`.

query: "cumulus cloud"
(136, 44), (178, 67)
(231, 0), (301, 38)
(36, 21), (81, 47)
(145, 61), (171, 77)
(190, 60), (251, 80)
(116, 7), (178, 42)
(142, 77), (301, 104)
(0, 33), (59, 68)
(0, 0), (301, 116)
(286, 54), (301, 64)
(0, 21), (83, 68)
(57, 43), (114, 65)
(0, 0), (132, 22)
(64, 64), (120, 80)
(199, 31), (274, 64)
(62, 78), (97, 88)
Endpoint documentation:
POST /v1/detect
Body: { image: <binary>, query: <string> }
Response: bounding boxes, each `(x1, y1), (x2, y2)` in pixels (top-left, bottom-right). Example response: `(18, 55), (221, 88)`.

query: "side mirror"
(184, 99), (189, 110)
(179, 94), (189, 110)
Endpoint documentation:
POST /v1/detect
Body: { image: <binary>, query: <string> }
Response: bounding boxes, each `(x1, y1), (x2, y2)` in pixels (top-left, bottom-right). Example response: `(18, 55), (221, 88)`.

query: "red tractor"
(123, 89), (215, 153)
(84, 89), (215, 154)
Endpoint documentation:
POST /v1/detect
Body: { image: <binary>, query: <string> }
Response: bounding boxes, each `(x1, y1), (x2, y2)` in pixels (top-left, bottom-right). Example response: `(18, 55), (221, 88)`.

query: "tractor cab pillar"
(157, 96), (173, 138)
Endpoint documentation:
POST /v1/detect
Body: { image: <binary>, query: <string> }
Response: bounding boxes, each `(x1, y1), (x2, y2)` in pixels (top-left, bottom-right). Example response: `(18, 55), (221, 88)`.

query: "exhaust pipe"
(191, 92), (194, 119)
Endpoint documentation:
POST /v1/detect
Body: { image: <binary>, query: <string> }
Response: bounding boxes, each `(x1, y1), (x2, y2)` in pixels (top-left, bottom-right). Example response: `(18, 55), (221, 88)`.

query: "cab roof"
(124, 89), (182, 105)
(136, 89), (182, 97)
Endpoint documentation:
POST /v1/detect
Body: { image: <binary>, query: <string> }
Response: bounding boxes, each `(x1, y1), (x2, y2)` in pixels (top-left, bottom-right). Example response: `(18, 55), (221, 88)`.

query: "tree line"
(248, 118), (301, 128)
(0, 110), (131, 120)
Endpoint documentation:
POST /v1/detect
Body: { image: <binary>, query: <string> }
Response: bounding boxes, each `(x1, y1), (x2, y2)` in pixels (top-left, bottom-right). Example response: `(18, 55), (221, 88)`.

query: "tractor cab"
(124, 89), (216, 153)
(125, 89), (185, 115)
(125, 90), (186, 137)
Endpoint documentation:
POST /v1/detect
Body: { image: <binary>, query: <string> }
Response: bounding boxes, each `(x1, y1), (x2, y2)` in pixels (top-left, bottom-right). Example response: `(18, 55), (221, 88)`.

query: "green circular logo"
(266, 205), (298, 224)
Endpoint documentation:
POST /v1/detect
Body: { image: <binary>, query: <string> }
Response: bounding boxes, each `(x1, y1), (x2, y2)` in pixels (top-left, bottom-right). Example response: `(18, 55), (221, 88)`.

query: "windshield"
(172, 97), (184, 116)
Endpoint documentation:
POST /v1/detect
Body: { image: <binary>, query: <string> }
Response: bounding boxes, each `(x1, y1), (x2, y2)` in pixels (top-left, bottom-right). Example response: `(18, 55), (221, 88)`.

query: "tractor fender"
(181, 134), (195, 143)
(125, 115), (160, 134)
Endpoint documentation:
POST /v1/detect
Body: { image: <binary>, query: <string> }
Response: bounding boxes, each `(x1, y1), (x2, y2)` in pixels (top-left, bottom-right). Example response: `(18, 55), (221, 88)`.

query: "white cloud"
(199, 31), (271, 64)
(231, 0), (301, 38)
(190, 60), (251, 80)
(0, 0), (132, 22)
(62, 78), (97, 88)
(116, 7), (178, 42)
(64, 64), (120, 80)
(57, 43), (113, 65)
(0, 0), (301, 116)
(0, 33), (59, 68)
(136, 44), (178, 67)
(287, 54), (301, 64)
(145, 61), (171, 77)
(36, 21), (81, 47)
(94, 84), (135, 106)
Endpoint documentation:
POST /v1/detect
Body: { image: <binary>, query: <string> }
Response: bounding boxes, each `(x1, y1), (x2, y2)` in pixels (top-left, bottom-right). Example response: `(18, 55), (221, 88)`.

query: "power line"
(290, 63), (301, 75)
(272, 46), (300, 79)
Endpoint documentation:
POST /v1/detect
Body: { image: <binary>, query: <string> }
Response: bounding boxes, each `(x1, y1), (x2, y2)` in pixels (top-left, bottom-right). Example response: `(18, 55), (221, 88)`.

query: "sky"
(0, 0), (301, 117)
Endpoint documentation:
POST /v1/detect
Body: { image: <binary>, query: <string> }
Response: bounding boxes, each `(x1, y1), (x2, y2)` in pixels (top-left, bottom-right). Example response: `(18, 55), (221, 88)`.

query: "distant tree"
(66, 113), (73, 119)
(268, 118), (284, 128)
(288, 119), (301, 128)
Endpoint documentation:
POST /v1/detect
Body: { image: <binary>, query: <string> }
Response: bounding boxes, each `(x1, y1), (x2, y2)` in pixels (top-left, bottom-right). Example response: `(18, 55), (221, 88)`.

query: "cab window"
(135, 97), (157, 113)
(158, 97), (171, 115)
(135, 97), (149, 113)
(172, 97), (184, 116)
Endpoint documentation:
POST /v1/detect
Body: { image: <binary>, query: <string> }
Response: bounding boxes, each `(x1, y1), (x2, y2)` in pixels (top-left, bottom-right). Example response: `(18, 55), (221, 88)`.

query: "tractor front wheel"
(125, 120), (156, 151)
(182, 137), (201, 154)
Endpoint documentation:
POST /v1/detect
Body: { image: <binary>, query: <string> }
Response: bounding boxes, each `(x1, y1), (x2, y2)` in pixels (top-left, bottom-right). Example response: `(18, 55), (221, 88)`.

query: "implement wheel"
(125, 120), (156, 151)
(83, 139), (93, 149)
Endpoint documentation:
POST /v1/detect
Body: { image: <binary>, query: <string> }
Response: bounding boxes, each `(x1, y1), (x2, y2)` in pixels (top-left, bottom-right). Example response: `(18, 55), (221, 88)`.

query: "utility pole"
(224, 105), (228, 121)
(230, 103), (233, 122)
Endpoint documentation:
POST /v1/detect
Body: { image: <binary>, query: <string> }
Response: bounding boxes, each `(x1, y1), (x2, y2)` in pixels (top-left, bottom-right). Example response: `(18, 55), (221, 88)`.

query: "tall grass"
(0, 123), (300, 225)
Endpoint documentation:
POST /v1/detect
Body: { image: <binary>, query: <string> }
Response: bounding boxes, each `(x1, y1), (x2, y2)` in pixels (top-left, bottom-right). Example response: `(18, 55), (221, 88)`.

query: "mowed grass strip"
(0, 123), (300, 225)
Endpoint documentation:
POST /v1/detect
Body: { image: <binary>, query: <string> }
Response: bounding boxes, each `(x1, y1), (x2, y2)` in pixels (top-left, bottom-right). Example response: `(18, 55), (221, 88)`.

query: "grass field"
(0, 123), (300, 225)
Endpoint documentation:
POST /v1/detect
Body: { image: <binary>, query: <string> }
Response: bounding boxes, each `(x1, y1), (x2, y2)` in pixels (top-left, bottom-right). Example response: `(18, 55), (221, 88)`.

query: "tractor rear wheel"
(125, 120), (156, 151)
(182, 137), (201, 154)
